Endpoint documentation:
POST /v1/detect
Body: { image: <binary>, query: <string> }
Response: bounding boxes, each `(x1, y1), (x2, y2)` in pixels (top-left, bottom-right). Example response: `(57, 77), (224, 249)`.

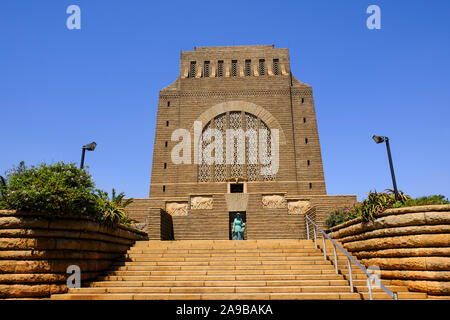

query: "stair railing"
(305, 214), (398, 300)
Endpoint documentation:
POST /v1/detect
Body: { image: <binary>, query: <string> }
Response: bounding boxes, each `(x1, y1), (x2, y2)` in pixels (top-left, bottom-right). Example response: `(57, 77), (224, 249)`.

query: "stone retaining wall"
(327, 204), (450, 295)
(0, 210), (148, 298)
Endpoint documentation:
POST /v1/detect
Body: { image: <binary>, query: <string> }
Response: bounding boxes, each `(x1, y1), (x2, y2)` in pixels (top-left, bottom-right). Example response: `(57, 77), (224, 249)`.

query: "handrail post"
(347, 258), (354, 293)
(313, 227), (317, 249)
(367, 277), (373, 300)
(306, 220), (310, 240)
(303, 216), (397, 300)
(333, 244), (338, 274)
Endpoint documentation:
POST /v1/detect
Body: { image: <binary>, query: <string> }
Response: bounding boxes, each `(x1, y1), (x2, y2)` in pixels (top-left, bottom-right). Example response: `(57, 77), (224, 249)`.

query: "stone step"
(114, 259), (332, 266)
(125, 252), (323, 258)
(353, 285), (410, 293)
(131, 245), (317, 250)
(132, 241), (314, 249)
(127, 248), (319, 254)
(51, 292), (362, 300)
(88, 279), (349, 287)
(360, 292), (427, 300)
(121, 255), (325, 262)
(107, 269), (339, 276)
(112, 264), (336, 271)
(100, 274), (346, 281)
(70, 286), (360, 294)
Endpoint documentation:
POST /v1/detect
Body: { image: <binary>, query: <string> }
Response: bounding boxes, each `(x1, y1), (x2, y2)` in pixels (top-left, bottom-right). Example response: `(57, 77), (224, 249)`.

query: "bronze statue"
(232, 213), (246, 240)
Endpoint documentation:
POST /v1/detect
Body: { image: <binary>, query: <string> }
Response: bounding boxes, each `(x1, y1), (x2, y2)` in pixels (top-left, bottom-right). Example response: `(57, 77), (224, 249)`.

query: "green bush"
(0, 161), (133, 226)
(1, 161), (98, 217)
(325, 207), (357, 229)
(0, 175), (7, 207)
(326, 190), (449, 229)
(394, 195), (449, 208)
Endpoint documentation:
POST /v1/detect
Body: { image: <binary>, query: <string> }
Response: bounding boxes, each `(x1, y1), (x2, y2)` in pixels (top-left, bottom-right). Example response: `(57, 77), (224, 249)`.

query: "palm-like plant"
(97, 189), (134, 226)
(111, 188), (134, 208)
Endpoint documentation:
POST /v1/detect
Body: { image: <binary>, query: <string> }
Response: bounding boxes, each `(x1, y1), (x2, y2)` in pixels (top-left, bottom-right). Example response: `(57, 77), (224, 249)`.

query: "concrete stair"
(50, 240), (427, 300)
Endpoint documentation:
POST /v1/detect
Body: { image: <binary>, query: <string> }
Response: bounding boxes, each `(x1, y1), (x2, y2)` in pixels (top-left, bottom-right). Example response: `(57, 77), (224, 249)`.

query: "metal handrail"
(305, 215), (398, 300)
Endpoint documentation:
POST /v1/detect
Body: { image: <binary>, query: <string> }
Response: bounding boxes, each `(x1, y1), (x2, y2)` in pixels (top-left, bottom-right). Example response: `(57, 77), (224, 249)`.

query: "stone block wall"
(0, 210), (147, 298)
(145, 208), (174, 240)
(327, 205), (450, 295)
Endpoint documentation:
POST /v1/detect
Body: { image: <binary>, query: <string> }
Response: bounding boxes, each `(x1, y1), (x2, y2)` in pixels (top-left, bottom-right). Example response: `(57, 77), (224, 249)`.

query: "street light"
(80, 142), (97, 169)
(372, 135), (399, 201)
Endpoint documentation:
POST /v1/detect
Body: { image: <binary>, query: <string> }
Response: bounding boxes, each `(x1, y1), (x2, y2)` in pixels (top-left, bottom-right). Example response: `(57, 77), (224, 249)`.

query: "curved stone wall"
(327, 205), (450, 295)
(0, 210), (147, 298)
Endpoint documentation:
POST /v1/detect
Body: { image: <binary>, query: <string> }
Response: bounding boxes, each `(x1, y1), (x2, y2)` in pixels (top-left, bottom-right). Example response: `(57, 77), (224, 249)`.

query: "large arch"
(190, 100), (287, 145)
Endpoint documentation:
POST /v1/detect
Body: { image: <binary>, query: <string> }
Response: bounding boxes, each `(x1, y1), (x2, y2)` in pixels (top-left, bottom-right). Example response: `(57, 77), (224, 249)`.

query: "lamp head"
(83, 142), (97, 151)
(372, 135), (386, 144)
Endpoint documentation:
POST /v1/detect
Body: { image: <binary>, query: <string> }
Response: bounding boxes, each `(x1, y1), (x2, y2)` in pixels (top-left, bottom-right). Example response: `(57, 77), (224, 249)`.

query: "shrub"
(325, 207), (357, 229)
(0, 161), (134, 226)
(326, 190), (449, 228)
(356, 190), (410, 222)
(95, 189), (135, 226)
(0, 175), (7, 209)
(394, 195), (449, 208)
(1, 161), (98, 217)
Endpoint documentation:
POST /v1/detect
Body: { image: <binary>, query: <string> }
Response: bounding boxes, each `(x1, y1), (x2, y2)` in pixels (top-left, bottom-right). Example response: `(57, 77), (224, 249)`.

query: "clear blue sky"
(1, 1), (449, 201)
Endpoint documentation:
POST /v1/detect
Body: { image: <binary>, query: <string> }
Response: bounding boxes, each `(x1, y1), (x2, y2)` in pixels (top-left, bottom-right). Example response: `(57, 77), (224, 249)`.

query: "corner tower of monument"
(127, 45), (356, 239)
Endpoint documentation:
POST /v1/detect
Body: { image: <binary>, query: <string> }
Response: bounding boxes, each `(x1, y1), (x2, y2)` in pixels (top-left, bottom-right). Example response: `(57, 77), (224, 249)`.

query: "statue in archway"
(232, 213), (246, 240)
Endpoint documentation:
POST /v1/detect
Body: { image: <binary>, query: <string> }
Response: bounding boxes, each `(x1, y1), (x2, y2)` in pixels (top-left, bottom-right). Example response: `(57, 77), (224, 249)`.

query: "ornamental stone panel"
(165, 202), (189, 216)
(287, 200), (311, 215)
(190, 196), (213, 210)
(261, 194), (287, 209)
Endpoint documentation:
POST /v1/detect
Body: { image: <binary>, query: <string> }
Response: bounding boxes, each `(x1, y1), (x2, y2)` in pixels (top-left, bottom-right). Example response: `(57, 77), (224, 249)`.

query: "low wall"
(124, 198), (165, 222)
(145, 208), (174, 240)
(0, 210), (148, 298)
(327, 204), (450, 295)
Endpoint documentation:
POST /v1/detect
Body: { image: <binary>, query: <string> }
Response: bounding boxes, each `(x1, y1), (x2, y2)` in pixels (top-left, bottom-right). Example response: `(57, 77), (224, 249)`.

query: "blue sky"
(0, 0), (449, 200)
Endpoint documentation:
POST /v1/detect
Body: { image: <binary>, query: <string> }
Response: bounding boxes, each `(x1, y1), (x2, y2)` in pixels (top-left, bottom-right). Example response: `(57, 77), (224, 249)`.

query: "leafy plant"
(326, 189), (449, 228)
(0, 161), (134, 226)
(394, 195), (449, 208)
(0, 175), (7, 209)
(325, 207), (358, 229)
(96, 189), (134, 226)
(1, 161), (98, 217)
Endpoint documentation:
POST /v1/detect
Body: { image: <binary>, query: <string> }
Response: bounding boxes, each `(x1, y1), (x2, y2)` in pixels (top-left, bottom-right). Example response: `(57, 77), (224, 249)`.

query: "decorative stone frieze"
(261, 194), (287, 209)
(165, 202), (189, 216)
(190, 196), (213, 210)
(287, 200), (311, 215)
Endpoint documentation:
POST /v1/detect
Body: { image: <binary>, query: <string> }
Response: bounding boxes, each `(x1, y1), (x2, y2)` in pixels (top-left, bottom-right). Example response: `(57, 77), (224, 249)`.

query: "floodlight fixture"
(80, 141), (97, 169)
(372, 135), (399, 201)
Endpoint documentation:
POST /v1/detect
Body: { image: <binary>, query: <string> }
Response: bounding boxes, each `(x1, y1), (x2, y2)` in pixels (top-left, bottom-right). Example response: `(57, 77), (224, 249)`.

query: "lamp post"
(372, 135), (399, 201)
(80, 142), (97, 169)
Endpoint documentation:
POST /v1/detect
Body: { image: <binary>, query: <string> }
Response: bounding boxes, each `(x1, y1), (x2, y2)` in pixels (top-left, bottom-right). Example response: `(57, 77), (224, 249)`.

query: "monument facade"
(126, 45), (356, 239)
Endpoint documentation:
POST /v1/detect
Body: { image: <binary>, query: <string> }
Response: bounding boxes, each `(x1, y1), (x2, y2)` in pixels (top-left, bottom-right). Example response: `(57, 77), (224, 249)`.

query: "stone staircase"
(51, 240), (427, 300)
